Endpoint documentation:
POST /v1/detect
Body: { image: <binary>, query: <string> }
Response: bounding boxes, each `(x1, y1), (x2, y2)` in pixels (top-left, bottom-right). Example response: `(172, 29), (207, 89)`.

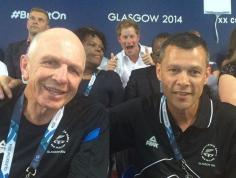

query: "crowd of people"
(0, 7), (236, 178)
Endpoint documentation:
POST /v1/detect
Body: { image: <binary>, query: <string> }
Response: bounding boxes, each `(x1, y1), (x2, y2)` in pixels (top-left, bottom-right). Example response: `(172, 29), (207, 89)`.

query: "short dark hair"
(159, 32), (209, 64)
(74, 27), (106, 52)
(116, 19), (140, 36)
(30, 7), (49, 23)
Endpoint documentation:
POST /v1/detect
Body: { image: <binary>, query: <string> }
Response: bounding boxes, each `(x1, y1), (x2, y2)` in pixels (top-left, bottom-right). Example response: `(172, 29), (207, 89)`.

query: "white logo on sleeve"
(0, 140), (6, 154)
(146, 136), (159, 149)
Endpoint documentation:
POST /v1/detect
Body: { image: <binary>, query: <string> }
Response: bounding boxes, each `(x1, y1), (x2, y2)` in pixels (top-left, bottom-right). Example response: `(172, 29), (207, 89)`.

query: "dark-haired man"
(110, 32), (236, 177)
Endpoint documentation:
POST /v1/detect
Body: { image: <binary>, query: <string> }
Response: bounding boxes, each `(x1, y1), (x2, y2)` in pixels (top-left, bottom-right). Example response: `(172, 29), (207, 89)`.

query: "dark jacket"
(125, 66), (161, 100)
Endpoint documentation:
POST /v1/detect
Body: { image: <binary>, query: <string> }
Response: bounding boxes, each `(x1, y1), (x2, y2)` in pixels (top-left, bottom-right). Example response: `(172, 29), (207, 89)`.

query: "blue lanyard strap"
(0, 93), (64, 178)
(159, 96), (202, 178)
(0, 93), (24, 178)
(84, 70), (100, 96)
(160, 96), (183, 160)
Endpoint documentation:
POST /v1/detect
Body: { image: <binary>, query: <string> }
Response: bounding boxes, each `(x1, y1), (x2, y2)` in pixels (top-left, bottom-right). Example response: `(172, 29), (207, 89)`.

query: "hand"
(107, 53), (117, 71)
(0, 76), (22, 99)
(141, 47), (155, 66)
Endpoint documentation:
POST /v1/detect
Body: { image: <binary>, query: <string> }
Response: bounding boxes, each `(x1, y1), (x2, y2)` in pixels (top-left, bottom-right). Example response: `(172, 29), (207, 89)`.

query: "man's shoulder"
(216, 101), (236, 117)
(98, 70), (121, 80)
(131, 66), (155, 76)
(111, 93), (161, 114)
(212, 101), (236, 127)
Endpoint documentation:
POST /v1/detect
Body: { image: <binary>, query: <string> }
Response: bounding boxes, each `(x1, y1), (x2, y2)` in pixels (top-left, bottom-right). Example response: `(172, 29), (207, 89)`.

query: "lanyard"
(159, 95), (199, 178)
(0, 93), (64, 178)
(83, 70), (100, 96)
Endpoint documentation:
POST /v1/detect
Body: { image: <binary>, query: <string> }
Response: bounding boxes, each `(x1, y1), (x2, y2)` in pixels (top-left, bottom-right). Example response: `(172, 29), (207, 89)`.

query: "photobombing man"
(0, 28), (109, 178)
(107, 18), (153, 87)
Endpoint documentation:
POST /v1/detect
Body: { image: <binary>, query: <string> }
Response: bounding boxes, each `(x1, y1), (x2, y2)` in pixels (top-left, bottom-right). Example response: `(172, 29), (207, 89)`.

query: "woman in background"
(74, 27), (124, 107)
(219, 50), (236, 105)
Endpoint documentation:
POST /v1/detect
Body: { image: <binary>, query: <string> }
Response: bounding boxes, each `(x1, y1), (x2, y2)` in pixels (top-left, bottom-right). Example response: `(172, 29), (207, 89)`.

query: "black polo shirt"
(110, 92), (236, 178)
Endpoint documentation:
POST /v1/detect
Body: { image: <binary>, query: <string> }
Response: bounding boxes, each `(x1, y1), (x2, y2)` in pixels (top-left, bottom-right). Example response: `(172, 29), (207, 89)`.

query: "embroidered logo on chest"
(47, 130), (70, 154)
(198, 144), (218, 167)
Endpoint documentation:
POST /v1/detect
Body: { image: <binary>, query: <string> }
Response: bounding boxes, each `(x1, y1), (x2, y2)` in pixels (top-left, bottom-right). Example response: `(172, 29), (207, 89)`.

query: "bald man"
(0, 28), (109, 178)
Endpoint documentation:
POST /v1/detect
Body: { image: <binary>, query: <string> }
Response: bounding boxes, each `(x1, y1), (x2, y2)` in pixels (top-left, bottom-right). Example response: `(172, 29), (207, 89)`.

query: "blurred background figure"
(220, 28), (236, 68)
(74, 27), (124, 108)
(219, 50), (236, 106)
(5, 7), (49, 79)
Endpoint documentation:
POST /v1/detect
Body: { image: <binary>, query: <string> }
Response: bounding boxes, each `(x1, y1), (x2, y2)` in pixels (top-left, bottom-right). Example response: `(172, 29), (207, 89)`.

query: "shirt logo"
(47, 130), (69, 154)
(146, 136), (159, 149)
(0, 140), (6, 154)
(198, 144), (218, 167)
(201, 144), (217, 162)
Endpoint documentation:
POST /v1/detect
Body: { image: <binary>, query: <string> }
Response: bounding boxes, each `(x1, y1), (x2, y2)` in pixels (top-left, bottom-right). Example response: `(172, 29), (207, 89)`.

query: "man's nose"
(177, 72), (190, 85)
(52, 65), (68, 84)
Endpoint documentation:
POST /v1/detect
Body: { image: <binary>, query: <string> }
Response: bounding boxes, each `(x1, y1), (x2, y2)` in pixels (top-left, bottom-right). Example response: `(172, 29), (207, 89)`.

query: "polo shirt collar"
(161, 90), (214, 129)
(193, 91), (214, 129)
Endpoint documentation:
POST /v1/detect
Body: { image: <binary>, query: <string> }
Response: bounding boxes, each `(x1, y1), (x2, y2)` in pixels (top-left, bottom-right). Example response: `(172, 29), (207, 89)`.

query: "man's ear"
(204, 66), (211, 85)
(20, 55), (30, 81)
(156, 63), (162, 81)
(117, 35), (121, 44)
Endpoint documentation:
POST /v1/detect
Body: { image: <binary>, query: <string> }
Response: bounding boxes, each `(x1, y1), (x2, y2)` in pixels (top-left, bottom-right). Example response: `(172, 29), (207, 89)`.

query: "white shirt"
(115, 44), (152, 87)
(0, 61), (8, 76)
(97, 56), (108, 70)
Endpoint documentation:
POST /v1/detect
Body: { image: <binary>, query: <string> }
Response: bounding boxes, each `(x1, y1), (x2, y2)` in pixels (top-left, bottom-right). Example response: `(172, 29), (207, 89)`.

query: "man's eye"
(190, 70), (201, 76)
(43, 60), (58, 67)
(169, 68), (179, 73)
(88, 43), (96, 47)
(68, 66), (80, 76)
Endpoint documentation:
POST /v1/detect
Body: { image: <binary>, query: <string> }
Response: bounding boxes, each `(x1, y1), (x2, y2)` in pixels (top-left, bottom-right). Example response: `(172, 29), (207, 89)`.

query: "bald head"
(28, 28), (86, 68)
(21, 28), (86, 110)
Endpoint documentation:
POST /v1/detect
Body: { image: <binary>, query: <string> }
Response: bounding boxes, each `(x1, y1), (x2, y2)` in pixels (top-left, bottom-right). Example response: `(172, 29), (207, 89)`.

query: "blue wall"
(0, 0), (235, 63)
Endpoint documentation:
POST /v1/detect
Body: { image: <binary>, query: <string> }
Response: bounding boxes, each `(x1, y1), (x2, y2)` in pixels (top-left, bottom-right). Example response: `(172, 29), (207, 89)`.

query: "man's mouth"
(174, 91), (191, 96)
(126, 45), (134, 50)
(44, 86), (66, 96)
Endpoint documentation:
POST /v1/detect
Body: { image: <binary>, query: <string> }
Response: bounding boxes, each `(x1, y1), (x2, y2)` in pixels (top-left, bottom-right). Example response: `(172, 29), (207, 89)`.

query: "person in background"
(5, 7), (49, 79)
(219, 49), (236, 106)
(110, 32), (236, 177)
(125, 32), (170, 100)
(74, 27), (124, 108)
(107, 18), (153, 87)
(220, 28), (236, 68)
(0, 28), (109, 178)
